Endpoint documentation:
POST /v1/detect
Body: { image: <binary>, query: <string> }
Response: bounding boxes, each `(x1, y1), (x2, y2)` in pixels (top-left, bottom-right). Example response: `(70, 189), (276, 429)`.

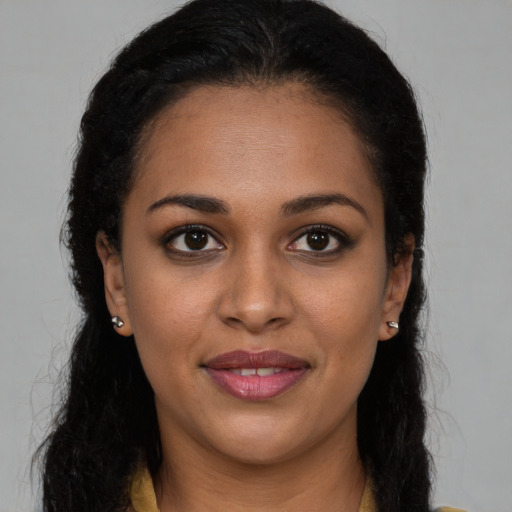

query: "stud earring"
(386, 321), (399, 330)
(111, 316), (124, 329)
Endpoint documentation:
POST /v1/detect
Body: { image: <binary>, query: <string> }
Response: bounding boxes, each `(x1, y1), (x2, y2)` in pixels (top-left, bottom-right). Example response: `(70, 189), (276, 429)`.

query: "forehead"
(130, 83), (382, 216)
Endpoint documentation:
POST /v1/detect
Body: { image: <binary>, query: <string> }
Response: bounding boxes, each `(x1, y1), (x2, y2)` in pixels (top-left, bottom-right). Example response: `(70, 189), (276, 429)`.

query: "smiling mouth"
(203, 350), (310, 401)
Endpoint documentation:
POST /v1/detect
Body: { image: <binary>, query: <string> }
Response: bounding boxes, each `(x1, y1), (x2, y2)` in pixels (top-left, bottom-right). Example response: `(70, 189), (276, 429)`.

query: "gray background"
(1, 1), (511, 510)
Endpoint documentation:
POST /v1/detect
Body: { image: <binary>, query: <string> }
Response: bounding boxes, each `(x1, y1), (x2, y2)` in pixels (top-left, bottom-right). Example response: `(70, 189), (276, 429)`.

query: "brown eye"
(166, 227), (224, 253)
(306, 231), (329, 251)
(184, 230), (208, 250)
(288, 226), (350, 254)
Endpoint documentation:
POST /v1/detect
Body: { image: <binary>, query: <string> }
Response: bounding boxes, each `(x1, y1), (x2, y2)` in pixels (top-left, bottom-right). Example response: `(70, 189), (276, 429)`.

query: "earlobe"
(378, 234), (415, 341)
(96, 232), (133, 336)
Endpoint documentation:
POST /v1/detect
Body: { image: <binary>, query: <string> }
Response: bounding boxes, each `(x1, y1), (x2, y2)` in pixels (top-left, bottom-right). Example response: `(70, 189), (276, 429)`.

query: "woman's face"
(98, 83), (412, 466)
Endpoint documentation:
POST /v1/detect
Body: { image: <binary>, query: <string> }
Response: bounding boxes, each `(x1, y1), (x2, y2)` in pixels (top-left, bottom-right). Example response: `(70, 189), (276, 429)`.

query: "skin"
(97, 83), (413, 512)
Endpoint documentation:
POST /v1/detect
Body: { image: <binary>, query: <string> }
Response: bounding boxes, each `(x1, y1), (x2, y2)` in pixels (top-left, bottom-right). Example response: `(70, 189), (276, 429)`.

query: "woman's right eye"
(165, 227), (224, 254)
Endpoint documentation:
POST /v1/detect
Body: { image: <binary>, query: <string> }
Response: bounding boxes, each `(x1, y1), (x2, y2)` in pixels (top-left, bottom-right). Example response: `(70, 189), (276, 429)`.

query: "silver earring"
(111, 316), (124, 329)
(386, 321), (399, 330)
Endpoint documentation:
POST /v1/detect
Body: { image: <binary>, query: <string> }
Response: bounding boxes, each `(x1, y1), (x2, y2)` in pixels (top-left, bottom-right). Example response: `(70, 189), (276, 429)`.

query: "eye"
(288, 226), (351, 254)
(165, 226), (224, 253)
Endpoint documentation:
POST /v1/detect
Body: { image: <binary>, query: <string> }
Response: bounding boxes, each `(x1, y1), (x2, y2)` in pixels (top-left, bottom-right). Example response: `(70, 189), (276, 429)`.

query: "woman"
(38, 0), (456, 510)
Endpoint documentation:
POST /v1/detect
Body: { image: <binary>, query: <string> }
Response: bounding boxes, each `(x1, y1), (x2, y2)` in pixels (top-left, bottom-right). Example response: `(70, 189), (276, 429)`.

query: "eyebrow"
(147, 194), (230, 215)
(281, 194), (369, 221)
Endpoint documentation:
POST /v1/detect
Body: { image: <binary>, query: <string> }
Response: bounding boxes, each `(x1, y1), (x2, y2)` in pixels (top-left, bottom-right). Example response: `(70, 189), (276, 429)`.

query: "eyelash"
(288, 224), (354, 256)
(162, 224), (353, 259)
(163, 224), (224, 258)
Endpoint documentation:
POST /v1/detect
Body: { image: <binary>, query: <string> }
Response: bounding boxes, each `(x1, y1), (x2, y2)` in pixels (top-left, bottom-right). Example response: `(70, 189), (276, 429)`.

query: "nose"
(218, 248), (294, 333)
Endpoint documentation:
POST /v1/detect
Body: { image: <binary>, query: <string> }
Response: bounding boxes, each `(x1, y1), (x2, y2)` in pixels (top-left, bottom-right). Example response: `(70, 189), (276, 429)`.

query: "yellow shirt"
(129, 466), (465, 512)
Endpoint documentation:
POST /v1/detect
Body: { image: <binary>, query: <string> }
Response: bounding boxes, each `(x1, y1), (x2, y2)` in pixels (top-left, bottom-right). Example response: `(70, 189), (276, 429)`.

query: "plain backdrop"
(1, 1), (511, 511)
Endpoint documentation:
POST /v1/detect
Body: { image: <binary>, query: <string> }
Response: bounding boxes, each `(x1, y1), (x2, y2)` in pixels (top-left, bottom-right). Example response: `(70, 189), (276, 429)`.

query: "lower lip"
(205, 368), (309, 400)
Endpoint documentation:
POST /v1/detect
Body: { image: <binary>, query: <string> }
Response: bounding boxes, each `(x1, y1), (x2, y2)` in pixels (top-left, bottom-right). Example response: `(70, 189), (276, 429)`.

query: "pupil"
(184, 231), (208, 250)
(307, 232), (329, 251)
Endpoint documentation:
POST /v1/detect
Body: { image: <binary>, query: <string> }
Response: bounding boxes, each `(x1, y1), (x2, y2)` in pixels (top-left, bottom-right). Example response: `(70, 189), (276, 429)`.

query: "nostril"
(225, 315), (288, 333)
(218, 272), (294, 332)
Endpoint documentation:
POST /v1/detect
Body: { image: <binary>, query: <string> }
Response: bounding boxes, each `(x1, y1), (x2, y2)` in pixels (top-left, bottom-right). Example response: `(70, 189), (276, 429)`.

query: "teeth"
(257, 367), (276, 376)
(228, 367), (285, 376)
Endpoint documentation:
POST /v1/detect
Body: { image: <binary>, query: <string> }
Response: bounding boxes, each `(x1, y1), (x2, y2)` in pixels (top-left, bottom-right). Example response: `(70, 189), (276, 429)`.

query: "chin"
(206, 417), (317, 466)
(218, 440), (304, 467)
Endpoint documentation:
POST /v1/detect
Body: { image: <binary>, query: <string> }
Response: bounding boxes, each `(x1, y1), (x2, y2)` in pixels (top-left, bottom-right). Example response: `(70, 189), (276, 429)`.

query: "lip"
(203, 350), (310, 401)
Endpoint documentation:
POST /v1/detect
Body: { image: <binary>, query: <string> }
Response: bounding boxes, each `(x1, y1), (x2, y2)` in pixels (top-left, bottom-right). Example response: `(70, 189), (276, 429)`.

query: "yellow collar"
(130, 466), (376, 512)
(130, 465), (159, 512)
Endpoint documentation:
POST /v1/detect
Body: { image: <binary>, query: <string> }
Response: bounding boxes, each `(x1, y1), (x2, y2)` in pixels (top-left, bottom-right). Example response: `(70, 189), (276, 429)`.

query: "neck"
(154, 426), (366, 512)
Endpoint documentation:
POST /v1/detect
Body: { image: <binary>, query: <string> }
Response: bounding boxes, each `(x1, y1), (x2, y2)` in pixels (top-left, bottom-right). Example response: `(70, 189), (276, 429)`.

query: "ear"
(96, 232), (133, 336)
(378, 234), (415, 341)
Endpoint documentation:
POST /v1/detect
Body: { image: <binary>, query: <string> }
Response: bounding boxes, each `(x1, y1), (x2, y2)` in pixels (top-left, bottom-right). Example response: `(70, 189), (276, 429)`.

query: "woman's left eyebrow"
(281, 194), (369, 222)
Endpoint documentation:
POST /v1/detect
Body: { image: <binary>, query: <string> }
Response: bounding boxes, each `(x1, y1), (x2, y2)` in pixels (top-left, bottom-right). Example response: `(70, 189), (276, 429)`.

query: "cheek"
(295, 256), (387, 392)
(299, 263), (387, 341)
(123, 257), (220, 364)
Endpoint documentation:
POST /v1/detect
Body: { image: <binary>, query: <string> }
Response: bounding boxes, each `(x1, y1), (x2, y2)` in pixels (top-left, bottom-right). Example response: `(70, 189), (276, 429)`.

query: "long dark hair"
(38, 1), (430, 510)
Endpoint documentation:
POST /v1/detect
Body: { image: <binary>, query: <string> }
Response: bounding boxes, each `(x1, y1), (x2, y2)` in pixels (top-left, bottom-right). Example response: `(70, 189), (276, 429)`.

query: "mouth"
(203, 350), (310, 401)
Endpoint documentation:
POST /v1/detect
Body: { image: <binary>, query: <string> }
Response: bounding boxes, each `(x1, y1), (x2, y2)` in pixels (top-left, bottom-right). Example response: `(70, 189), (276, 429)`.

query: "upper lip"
(204, 350), (309, 369)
